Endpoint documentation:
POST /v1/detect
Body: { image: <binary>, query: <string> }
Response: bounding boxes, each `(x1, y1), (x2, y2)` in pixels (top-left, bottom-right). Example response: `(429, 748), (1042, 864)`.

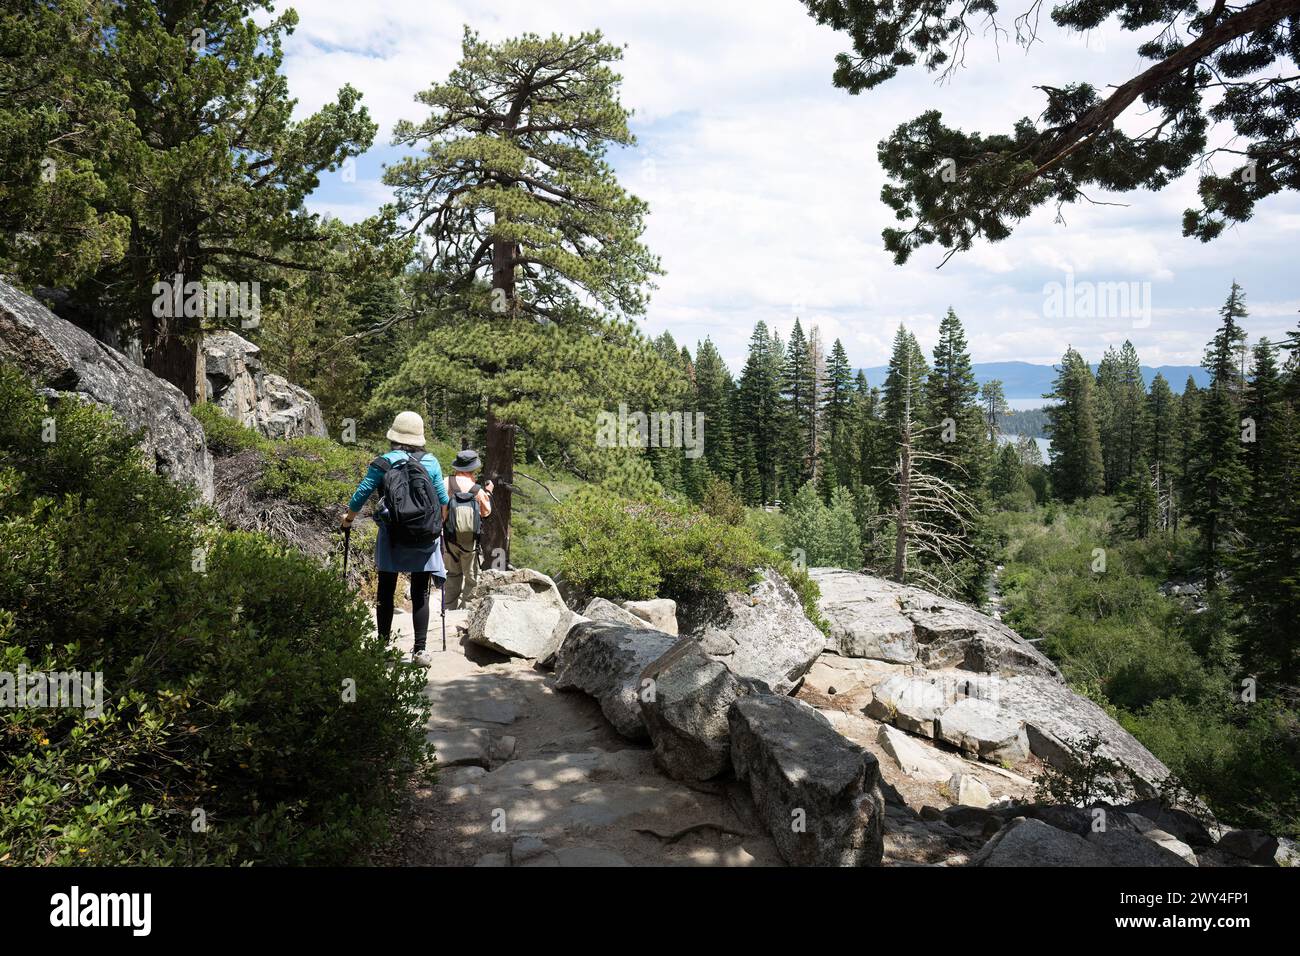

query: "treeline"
(1046, 282), (1299, 683)
(635, 309), (1015, 602)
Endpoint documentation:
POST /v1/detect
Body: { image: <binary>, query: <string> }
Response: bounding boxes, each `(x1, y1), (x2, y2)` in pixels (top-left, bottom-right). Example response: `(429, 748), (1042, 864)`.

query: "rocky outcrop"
(808, 568), (1169, 798)
(553, 622), (678, 739)
(811, 568), (1059, 677)
(0, 279), (214, 501)
(682, 568), (825, 694)
(466, 568), (581, 662)
(638, 639), (766, 781)
(202, 331), (327, 440)
(729, 695), (885, 866)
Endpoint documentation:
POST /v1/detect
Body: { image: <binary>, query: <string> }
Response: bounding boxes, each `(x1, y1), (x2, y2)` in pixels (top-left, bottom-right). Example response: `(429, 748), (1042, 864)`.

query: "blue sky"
(280, 0), (1300, 374)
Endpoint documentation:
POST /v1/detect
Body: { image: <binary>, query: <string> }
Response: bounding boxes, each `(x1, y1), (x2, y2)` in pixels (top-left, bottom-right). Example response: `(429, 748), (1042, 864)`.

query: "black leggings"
(377, 571), (434, 652)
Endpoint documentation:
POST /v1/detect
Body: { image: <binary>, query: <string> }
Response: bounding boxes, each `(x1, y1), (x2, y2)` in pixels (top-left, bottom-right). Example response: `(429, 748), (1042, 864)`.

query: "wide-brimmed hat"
(387, 411), (426, 447)
(452, 449), (482, 472)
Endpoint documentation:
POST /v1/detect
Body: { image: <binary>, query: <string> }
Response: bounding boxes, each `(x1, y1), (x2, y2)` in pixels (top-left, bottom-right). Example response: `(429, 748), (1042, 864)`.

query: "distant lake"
(1005, 397), (1057, 411)
(999, 433), (1051, 460)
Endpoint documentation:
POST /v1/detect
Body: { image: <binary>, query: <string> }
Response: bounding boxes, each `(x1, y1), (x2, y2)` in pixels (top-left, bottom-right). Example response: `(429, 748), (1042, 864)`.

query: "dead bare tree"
(883, 349), (980, 594)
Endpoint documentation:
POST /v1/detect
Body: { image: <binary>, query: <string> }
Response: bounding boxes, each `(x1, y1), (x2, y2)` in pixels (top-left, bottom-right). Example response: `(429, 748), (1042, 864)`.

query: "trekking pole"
(440, 574), (446, 652)
(341, 524), (352, 582)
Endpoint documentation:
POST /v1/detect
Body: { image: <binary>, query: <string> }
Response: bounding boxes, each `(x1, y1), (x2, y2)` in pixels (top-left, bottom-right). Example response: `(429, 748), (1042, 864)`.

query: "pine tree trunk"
(147, 333), (201, 402)
(482, 408), (516, 570)
(142, 221), (204, 402)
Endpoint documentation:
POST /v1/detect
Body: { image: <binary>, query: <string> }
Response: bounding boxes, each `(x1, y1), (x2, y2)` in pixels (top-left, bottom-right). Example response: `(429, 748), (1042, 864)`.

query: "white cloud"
(284, 1), (1300, 372)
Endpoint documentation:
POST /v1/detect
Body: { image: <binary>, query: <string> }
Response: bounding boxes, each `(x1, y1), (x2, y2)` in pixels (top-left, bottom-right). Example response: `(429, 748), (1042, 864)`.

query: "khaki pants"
(443, 542), (479, 609)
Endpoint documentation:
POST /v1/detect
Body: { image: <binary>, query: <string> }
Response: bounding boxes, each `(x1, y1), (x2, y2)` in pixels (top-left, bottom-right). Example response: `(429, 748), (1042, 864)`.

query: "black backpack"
(373, 452), (442, 545)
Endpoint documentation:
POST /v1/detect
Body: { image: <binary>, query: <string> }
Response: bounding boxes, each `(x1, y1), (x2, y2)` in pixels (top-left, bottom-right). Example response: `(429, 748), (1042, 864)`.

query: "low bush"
(556, 490), (766, 601)
(556, 489), (827, 631)
(993, 500), (1299, 837)
(191, 401), (270, 455)
(259, 435), (375, 509)
(0, 367), (429, 864)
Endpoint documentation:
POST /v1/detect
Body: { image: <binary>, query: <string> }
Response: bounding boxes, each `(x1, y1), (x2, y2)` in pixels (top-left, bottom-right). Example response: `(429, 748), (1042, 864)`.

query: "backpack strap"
(371, 456), (393, 474)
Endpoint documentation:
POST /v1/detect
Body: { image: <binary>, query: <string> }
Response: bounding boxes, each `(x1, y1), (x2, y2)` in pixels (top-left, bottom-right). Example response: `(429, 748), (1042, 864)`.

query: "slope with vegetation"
(0, 367), (428, 864)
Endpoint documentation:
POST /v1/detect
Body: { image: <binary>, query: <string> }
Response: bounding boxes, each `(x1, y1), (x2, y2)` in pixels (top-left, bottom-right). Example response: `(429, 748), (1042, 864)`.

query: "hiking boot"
(411, 649), (433, 667)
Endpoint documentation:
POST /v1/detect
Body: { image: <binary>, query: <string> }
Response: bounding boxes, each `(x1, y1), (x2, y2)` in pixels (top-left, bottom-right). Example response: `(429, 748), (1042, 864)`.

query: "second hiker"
(443, 448), (493, 609)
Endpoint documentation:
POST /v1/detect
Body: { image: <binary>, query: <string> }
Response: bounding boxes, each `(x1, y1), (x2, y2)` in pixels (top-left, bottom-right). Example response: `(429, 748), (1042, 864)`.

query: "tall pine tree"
(1188, 283), (1251, 589)
(1045, 347), (1105, 501)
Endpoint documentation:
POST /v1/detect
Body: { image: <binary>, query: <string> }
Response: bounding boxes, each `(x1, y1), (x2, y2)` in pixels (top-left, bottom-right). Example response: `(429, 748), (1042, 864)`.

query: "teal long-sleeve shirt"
(348, 449), (449, 513)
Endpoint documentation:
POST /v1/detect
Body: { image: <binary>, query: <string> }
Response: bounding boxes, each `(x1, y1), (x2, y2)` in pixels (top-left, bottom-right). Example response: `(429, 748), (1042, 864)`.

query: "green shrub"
(700, 477), (747, 526)
(1032, 733), (1139, 806)
(556, 490), (767, 601)
(192, 404), (375, 510)
(191, 402), (270, 455)
(0, 367), (429, 864)
(259, 435), (375, 509)
(994, 500), (1299, 837)
(555, 489), (828, 632)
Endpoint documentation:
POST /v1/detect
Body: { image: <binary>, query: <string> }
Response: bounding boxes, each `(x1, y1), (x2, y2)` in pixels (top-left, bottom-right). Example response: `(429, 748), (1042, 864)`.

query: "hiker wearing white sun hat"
(386, 409), (427, 447)
(341, 411), (449, 666)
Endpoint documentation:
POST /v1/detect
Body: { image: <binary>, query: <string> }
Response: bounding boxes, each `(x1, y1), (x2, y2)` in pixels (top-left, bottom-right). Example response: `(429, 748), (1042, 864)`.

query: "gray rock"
(426, 727), (491, 768)
(811, 568), (1173, 802)
(949, 773), (993, 808)
(510, 835), (549, 865)
(493, 735), (517, 762)
(682, 568), (825, 695)
(865, 674), (948, 737)
(876, 724), (952, 783)
(439, 765), (487, 784)
(582, 597), (650, 629)
(1276, 837), (1299, 867)
(1216, 829), (1280, 866)
(1124, 816), (1199, 865)
(728, 695), (885, 866)
(809, 568), (920, 662)
(972, 817), (1109, 867)
(466, 568), (576, 661)
(0, 279), (214, 501)
(202, 331), (327, 439)
(1121, 799), (1214, 847)
(1086, 829), (1194, 866)
(622, 598), (679, 636)
(552, 846), (631, 867)
(553, 622), (677, 739)
(1194, 846), (1253, 867)
(1006, 677), (1170, 796)
(936, 697), (1030, 763)
(1018, 804), (1110, 837)
(638, 638), (765, 781)
(941, 805), (1010, 839)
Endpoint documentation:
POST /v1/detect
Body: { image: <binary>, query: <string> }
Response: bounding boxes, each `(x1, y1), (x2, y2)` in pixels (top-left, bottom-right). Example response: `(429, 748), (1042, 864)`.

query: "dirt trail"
(380, 605), (782, 867)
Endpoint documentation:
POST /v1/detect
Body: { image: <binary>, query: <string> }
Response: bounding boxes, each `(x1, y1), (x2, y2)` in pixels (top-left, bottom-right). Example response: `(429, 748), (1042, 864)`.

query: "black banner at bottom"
(0, 865), (1286, 941)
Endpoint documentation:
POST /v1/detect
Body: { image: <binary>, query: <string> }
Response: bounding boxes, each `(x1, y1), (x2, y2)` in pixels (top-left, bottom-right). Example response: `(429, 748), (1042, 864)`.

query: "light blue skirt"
(375, 519), (447, 578)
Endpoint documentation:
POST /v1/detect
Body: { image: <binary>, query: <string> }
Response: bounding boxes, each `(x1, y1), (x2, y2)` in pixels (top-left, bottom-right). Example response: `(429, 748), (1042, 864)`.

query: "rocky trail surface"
(370, 567), (1296, 868)
(380, 606), (784, 867)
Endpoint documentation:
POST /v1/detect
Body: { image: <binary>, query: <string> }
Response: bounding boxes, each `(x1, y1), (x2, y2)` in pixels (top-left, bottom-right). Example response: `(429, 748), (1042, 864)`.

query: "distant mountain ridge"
(856, 360), (1211, 401)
